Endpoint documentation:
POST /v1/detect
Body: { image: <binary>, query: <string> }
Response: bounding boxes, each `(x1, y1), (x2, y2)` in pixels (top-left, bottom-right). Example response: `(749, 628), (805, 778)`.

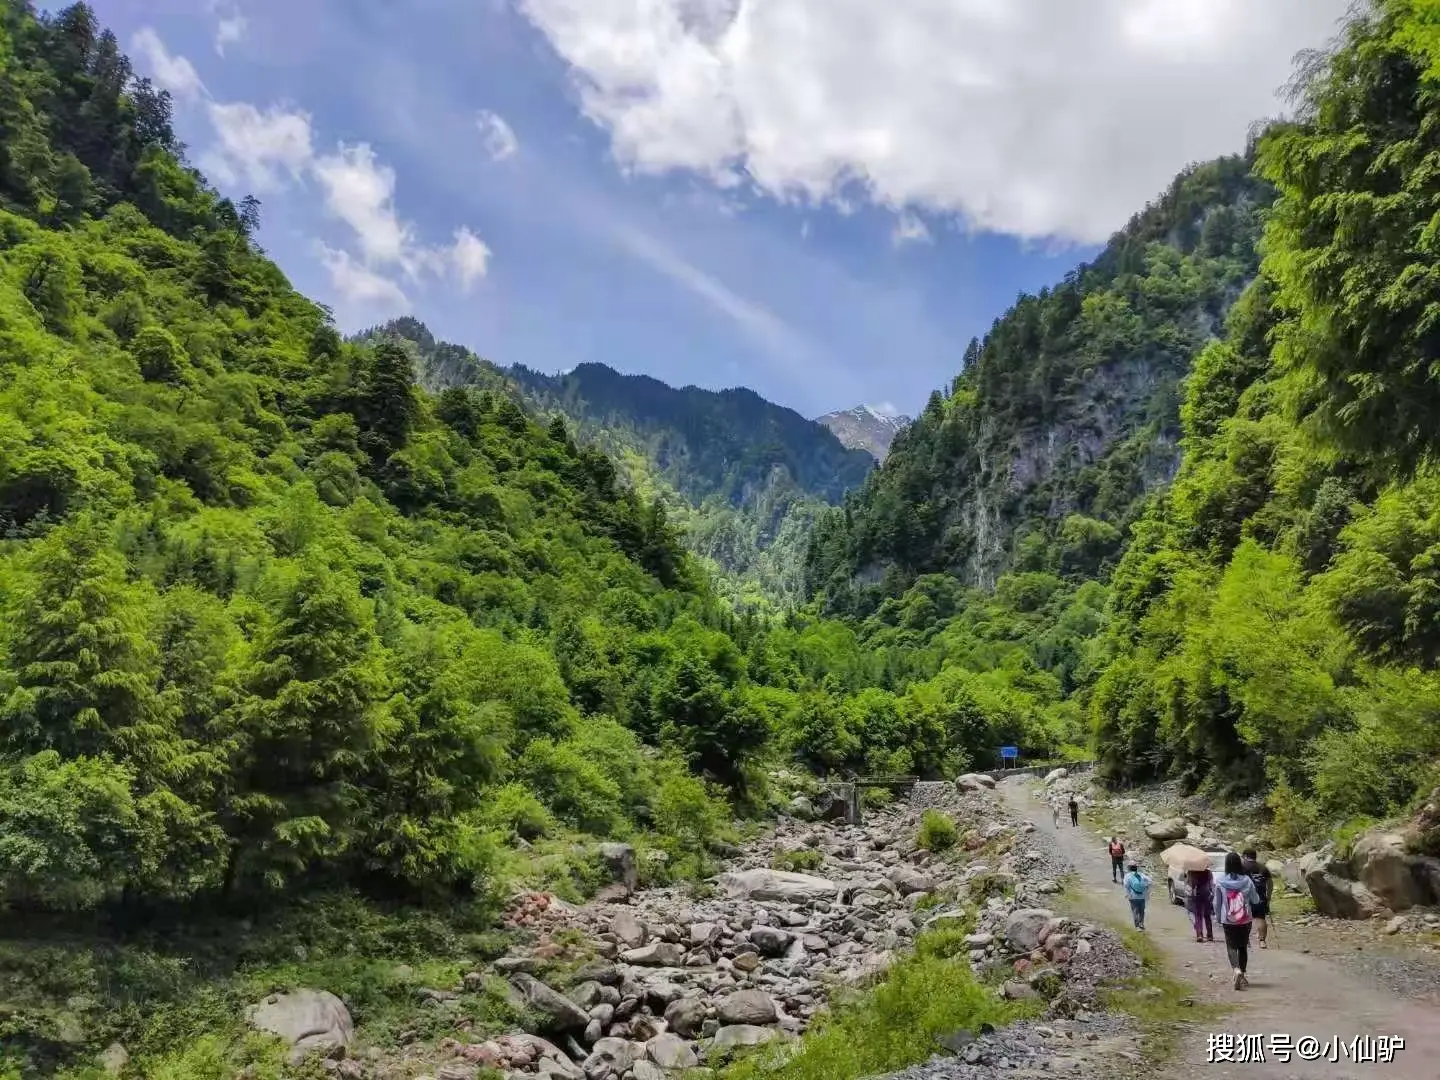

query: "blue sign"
(999, 746), (1019, 760)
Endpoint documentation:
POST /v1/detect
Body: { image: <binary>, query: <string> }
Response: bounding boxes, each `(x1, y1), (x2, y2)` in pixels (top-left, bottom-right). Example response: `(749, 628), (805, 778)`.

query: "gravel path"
(1000, 780), (1440, 1080)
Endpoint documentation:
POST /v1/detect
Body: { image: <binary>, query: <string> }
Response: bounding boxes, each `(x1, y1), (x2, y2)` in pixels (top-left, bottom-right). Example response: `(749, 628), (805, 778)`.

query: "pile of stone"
(242, 775), (1151, 1080)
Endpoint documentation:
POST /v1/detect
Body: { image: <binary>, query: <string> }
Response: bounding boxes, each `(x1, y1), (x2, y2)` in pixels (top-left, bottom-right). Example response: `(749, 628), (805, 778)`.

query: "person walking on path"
(1241, 847), (1273, 949)
(1123, 861), (1152, 930)
(1067, 797), (1079, 827)
(1108, 836), (1126, 882)
(1186, 865), (1215, 942)
(1051, 801), (1060, 828)
(1214, 851), (1262, 990)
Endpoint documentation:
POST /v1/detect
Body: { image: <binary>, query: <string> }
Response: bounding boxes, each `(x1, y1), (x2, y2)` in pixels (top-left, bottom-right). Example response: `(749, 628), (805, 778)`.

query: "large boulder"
(611, 910), (647, 948)
(1002, 909), (1054, 954)
(646, 1033), (699, 1069)
(598, 842), (638, 894)
(621, 941), (686, 967)
(1348, 829), (1440, 912)
(748, 925), (793, 957)
(245, 989), (353, 1064)
(956, 773), (995, 793)
(663, 997), (707, 1038)
(1144, 818), (1189, 844)
(719, 868), (837, 903)
(509, 974), (591, 1034)
(716, 989), (777, 1026)
(1304, 869), (1391, 920)
(1043, 768), (1068, 784)
(583, 1036), (639, 1076)
(788, 795), (816, 820)
(711, 1025), (783, 1052)
(888, 865), (936, 896)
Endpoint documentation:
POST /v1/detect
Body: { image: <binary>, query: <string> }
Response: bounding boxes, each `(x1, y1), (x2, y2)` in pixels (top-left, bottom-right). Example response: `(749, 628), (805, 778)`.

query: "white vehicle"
(1166, 850), (1229, 905)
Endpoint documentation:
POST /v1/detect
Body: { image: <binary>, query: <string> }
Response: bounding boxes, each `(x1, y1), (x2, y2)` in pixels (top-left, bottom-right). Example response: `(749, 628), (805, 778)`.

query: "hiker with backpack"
(1213, 851), (1263, 990)
(1122, 861), (1152, 929)
(1108, 836), (1126, 882)
(1241, 847), (1274, 949)
(1068, 797), (1079, 827)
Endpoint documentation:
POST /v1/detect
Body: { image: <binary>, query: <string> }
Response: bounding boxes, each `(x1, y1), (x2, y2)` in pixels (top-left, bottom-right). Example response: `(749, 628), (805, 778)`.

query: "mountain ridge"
(362, 320), (874, 606)
(816, 404), (913, 461)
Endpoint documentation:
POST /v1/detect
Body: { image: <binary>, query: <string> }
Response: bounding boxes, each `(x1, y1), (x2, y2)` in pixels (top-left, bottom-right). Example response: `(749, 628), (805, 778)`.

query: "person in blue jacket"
(1122, 861), (1152, 929)
(1212, 851), (1262, 990)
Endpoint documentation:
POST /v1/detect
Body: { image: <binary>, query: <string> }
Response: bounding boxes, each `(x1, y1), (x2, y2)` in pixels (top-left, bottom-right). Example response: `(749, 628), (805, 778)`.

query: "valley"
(3, 1), (1440, 1078)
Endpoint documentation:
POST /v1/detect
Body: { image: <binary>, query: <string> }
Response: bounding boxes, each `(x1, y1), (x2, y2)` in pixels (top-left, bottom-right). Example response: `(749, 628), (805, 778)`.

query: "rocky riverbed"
(242, 775), (1157, 1080)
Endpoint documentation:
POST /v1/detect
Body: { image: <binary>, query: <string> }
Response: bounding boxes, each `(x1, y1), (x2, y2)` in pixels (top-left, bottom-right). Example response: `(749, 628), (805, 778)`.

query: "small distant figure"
(1187, 866), (1215, 942)
(1051, 802), (1060, 828)
(1108, 836), (1126, 882)
(1214, 851), (1262, 990)
(1068, 797), (1079, 827)
(1241, 847), (1274, 949)
(1123, 862), (1152, 929)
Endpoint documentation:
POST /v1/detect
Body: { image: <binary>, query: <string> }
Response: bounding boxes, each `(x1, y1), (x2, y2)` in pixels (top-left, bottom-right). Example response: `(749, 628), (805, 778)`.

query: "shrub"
(478, 783), (555, 842)
(715, 930), (1027, 1080)
(916, 810), (957, 853)
(772, 848), (824, 873)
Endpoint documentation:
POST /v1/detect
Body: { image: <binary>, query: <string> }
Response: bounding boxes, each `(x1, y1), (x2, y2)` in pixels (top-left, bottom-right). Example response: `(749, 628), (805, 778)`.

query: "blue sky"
(97, 0), (1351, 419)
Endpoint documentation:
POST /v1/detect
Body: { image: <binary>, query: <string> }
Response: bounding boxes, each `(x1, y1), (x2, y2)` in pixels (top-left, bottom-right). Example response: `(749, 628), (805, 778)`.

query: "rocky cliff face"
(815, 405), (912, 461)
(805, 155), (1268, 611)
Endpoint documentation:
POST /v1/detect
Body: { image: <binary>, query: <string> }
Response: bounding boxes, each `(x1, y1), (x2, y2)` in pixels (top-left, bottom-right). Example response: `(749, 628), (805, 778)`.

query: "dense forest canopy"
(0, 0), (1080, 933)
(814, 0), (1440, 839)
(7, 0), (1440, 1072)
(368, 315), (875, 610)
(0, 0), (1437, 947)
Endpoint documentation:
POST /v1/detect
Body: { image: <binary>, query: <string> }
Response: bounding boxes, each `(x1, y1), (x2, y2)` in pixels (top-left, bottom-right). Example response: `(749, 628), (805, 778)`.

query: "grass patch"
(1268, 890), (1315, 919)
(1099, 925), (1229, 1065)
(0, 893), (515, 1080)
(712, 930), (1031, 1080)
(917, 811), (958, 853)
(771, 849), (824, 873)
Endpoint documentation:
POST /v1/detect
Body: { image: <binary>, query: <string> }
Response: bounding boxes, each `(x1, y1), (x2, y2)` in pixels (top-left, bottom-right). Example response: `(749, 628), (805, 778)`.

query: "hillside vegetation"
(8, 0), (1440, 1074)
(381, 316), (875, 609)
(0, 0), (1070, 958)
(814, 0), (1440, 842)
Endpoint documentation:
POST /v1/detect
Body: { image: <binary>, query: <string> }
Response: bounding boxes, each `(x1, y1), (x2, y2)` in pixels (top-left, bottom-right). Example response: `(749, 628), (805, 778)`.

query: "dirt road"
(999, 779), (1440, 1080)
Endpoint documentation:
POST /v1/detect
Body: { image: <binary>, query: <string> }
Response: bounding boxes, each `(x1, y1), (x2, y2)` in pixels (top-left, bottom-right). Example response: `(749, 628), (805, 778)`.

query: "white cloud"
(312, 143), (417, 269)
(131, 28), (492, 309)
(130, 27), (207, 103)
(891, 213), (931, 247)
(517, 0), (1353, 244)
(317, 243), (410, 315)
(477, 110), (520, 160)
(215, 13), (248, 56)
(311, 143), (493, 293)
(201, 101), (313, 191)
(448, 227), (492, 288)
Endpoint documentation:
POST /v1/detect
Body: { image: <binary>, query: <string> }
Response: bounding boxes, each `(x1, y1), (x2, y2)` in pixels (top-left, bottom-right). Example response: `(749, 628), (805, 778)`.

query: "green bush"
(479, 783), (556, 842)
(916, 810), (958, 853)
(772, 848), (824, 873)
(716, 930), (1027, 1080)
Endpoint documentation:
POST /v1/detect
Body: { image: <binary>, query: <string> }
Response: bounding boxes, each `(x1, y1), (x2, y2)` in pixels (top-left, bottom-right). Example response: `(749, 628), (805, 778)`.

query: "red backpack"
(1223, 885), (1252, 925)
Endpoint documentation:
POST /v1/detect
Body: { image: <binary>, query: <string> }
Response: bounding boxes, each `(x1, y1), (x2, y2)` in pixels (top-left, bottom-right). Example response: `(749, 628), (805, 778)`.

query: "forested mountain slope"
(807, 0), (1440, 845)
(0, 0), (784, 930)
(806, 156), (1269, 614)
(1090, 0), (1440, 831)
(371, 315), (875, 608)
